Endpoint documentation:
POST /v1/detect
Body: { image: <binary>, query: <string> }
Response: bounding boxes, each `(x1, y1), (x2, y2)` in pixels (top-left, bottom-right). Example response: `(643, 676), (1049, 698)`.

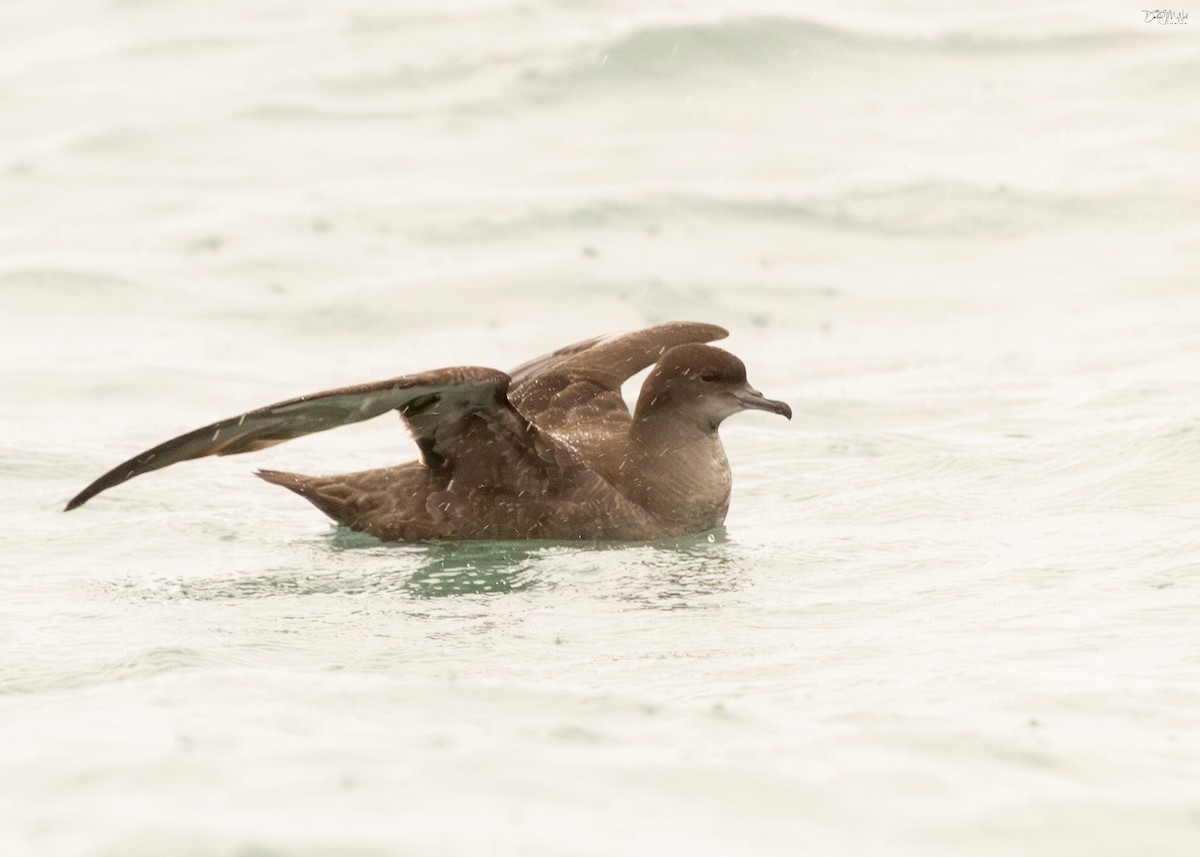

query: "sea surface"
(2, 1), (1199, 855)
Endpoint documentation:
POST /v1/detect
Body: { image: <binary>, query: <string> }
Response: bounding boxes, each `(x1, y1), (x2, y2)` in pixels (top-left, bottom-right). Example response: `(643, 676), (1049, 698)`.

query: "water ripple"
(0, 646), (214, 695)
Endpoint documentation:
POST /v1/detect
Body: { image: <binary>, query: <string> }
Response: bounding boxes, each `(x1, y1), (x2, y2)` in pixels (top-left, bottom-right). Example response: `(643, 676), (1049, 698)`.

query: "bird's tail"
(256, 469), (363, 527)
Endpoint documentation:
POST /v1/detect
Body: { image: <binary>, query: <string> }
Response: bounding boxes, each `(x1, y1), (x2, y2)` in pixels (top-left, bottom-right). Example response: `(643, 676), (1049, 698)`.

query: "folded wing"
(65, 367), (522, 510)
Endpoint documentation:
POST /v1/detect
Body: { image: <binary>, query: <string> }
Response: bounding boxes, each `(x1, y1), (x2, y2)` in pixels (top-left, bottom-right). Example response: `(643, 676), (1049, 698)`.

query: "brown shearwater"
(65, 322), (791, 540)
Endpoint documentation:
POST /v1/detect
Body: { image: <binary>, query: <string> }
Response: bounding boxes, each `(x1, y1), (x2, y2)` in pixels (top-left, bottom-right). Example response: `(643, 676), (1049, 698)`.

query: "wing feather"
(509, 321), (727, 390)
(65, 367), (510, 510)
(507, 322), (727, 471)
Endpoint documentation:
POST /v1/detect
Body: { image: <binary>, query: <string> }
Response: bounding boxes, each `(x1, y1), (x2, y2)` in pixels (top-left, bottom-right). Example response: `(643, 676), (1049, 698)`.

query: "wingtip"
(703, 322), (730, 341)
(63, 468), (127, 511)
(666, 321), (727, 342)
(64, 489), (91, 512)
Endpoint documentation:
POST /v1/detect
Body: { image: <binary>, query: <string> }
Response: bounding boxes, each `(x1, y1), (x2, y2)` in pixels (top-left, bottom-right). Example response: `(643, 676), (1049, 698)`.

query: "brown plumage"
(65, 322), (791, 541)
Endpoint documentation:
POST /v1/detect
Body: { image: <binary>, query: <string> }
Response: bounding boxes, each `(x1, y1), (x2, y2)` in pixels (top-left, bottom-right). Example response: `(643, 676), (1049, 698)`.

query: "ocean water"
(2, 1), (1199, 854)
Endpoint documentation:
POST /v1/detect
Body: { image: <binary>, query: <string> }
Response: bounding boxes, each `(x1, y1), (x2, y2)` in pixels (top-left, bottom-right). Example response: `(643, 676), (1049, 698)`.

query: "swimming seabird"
(65, 322), (791, 540)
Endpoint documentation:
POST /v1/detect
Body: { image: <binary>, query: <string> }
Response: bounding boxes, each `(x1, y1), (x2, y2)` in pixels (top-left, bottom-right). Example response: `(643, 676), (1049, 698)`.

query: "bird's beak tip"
(735, 387), (792, 421)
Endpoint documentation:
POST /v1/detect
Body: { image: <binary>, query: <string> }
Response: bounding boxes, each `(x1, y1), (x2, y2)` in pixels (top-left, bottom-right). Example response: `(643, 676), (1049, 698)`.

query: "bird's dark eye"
(698, 371), (720, 383)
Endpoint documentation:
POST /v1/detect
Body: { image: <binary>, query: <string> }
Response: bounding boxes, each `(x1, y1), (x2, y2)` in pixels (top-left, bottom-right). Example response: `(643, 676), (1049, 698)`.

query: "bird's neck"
(625, 411), (732, 535)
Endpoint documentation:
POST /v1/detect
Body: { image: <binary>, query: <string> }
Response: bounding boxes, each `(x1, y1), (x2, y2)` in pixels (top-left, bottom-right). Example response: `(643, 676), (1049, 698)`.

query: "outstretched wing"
(508, 321), (727, 466)
(65, 366), (525, 510)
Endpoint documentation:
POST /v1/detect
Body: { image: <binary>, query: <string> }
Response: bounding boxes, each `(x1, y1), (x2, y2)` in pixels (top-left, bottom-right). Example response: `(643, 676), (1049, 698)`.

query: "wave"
(587, 16), (857, 75)
(521, 14), (1143, 98)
